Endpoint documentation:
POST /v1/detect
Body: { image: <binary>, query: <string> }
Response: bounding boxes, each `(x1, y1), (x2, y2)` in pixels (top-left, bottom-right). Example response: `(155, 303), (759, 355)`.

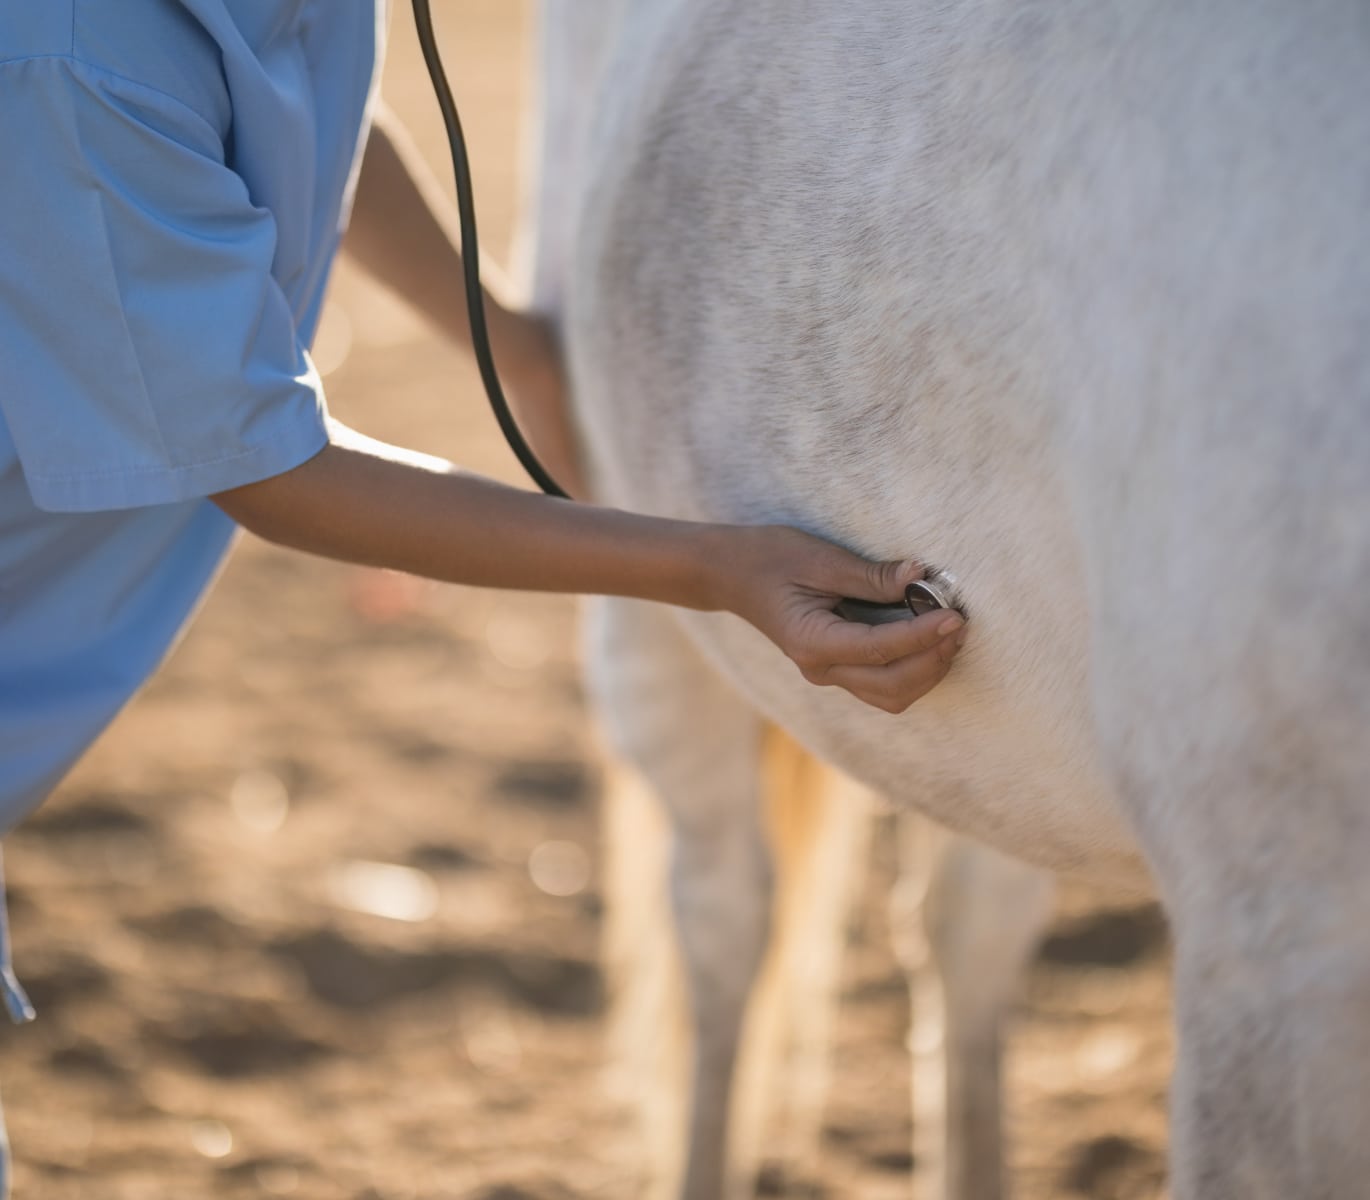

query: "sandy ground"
(1, 4), (1173, 1196)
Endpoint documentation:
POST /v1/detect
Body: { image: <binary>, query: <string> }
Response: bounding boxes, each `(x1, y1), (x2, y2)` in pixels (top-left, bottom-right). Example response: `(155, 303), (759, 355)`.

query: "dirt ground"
(1, 4), (1173, 1197)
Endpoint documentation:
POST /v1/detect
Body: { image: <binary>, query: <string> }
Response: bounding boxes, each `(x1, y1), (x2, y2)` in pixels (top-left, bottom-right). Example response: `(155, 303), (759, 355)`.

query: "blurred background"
(1, 3), (1173, 1197)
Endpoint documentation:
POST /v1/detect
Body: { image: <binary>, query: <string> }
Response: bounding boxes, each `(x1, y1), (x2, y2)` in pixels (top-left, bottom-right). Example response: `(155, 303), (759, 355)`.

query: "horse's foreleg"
(588, 597), (771, 1200)
(892, 818), (1054, 1200)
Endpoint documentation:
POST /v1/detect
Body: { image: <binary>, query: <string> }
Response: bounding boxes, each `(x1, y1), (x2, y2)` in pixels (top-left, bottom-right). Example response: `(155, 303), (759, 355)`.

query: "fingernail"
(937, 615), (964, 637)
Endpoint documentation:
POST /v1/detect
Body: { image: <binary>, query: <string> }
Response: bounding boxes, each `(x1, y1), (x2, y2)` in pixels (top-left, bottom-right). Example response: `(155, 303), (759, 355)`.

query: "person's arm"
(343, 102), (583, 496)
(212, 423), (964, 714)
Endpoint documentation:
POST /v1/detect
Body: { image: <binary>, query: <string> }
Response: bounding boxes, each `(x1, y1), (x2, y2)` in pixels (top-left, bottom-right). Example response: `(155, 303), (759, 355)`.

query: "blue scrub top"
(0, 0), (385, 830)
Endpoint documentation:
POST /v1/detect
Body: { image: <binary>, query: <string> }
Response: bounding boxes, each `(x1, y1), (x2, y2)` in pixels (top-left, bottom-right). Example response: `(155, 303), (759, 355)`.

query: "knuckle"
(864, 638), (893, 667)
(865, 558), (894, 596)
(855, 685), (905, 714)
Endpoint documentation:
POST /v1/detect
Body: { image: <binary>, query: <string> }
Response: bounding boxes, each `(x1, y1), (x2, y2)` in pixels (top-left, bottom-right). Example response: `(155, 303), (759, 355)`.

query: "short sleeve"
(0, 55), (330, 513)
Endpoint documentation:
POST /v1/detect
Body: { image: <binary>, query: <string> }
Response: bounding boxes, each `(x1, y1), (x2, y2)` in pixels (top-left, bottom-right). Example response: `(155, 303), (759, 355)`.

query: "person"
(0, 0), (963, 1188)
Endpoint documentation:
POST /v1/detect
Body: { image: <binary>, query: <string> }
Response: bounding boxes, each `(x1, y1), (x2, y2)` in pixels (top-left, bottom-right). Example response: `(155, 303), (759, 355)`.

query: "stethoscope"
(409, 0), (959, 621)
(411, 0), (570, 500)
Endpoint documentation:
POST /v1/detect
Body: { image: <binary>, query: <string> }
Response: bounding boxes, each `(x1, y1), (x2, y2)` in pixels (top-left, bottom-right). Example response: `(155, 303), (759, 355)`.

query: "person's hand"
(712, 526), (965, 713)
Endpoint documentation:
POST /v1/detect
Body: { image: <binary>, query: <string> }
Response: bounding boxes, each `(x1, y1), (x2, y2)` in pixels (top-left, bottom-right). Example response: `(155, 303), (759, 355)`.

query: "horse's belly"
(678, 606), (1146, 888)
(557, 0), (1370, 888)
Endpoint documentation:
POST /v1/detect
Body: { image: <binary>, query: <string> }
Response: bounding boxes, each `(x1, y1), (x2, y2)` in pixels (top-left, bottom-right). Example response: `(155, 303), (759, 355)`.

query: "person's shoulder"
(0, 2), (74, 66)
(0, 1), (231, 145)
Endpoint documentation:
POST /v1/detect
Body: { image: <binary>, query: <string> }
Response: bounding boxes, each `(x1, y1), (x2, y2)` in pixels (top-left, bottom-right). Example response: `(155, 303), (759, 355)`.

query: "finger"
(818, 647), (957, 713)
(804, 606), (964, 670)
(813, 549), (926, 605)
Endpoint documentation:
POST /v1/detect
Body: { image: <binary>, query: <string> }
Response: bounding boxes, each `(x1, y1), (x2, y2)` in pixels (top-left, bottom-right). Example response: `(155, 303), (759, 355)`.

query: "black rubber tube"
(411, 0), (570, 499)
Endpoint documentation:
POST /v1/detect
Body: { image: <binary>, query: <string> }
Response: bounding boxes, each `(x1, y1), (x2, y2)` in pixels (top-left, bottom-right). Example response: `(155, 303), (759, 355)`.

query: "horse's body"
(526, 1), (1370, 1196)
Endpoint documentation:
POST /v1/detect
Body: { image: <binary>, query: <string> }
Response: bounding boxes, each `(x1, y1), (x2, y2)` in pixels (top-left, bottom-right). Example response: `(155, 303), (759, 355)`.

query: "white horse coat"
(527, 1), (1370, 1196)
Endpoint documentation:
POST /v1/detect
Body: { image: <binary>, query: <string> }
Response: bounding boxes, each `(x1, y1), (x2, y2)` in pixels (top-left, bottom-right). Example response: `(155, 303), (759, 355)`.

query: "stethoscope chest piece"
(905, 570), (961, 618)
(834, 568), (963, 626)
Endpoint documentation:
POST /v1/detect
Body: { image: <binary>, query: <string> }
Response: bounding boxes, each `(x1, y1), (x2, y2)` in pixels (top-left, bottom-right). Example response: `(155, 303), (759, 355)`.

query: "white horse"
(520, 1), (1370, 1197)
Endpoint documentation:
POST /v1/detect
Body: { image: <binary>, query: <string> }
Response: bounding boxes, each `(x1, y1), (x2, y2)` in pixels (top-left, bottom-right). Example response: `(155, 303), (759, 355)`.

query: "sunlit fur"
(526, 2), (1370, 1197)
